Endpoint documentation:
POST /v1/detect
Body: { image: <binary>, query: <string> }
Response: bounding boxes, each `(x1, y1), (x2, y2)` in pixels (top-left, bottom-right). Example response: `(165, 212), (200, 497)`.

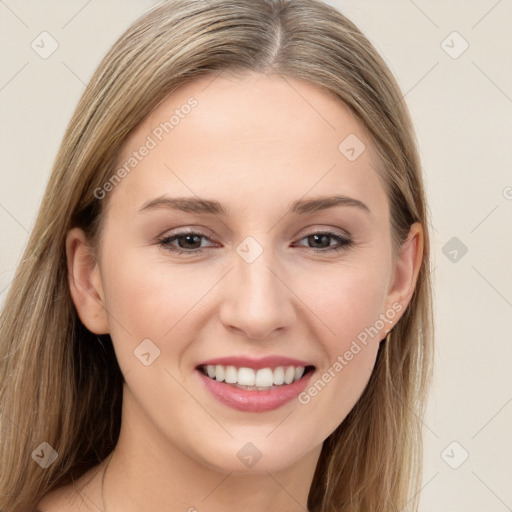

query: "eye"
(294, 230), (352, 253)
(158, 230), (215, 255)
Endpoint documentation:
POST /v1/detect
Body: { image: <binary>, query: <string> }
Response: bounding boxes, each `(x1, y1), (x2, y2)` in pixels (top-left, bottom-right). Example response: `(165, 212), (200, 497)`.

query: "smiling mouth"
(197, 364), (315, 391)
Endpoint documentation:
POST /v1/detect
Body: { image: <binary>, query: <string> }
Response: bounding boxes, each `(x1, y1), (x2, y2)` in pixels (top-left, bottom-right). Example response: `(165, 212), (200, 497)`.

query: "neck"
(102, 386), (321, 512)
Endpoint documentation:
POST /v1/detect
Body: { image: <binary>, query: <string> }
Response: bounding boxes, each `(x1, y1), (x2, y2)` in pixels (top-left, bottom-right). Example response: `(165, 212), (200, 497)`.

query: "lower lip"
(196, 368), (315, 412)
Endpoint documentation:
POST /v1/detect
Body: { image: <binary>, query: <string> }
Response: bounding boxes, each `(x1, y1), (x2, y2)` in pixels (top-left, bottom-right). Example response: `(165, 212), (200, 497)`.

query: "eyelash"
(157, 229), (352, 255)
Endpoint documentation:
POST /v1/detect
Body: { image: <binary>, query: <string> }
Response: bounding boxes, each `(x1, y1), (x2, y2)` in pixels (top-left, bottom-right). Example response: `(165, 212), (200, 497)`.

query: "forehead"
(108, 71), (387, 220)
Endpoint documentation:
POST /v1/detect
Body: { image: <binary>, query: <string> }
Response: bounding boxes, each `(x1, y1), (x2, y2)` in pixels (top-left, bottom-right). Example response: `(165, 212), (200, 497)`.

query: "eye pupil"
(179, 234), (202, 249)
(309, 234), (330, 248)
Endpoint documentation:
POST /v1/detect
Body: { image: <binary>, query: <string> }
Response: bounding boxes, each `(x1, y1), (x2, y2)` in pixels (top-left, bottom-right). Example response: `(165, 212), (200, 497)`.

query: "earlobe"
(65, 227), (110, 334)
(385, 222), (424, 320)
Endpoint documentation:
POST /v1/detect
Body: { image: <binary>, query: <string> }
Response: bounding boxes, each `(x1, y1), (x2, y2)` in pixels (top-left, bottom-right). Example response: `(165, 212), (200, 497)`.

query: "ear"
(383, 222), (424, 325)
(65, 227), (109, 334)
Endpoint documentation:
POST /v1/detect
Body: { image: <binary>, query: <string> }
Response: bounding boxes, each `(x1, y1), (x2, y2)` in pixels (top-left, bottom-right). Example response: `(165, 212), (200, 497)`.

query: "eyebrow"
(138, 194), (371, 216)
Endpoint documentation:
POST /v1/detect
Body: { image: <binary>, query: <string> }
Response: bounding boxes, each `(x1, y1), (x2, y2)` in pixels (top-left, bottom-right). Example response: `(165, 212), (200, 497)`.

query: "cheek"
(293, 264), (388, 433)
(303, 260), (389, 344)
(102, 248), (205, 332)
(98, 248), (204, 377)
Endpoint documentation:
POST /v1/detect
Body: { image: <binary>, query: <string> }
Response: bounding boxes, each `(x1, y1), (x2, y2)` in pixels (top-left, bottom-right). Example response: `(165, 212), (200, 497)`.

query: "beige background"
(1, 0), (511, 509)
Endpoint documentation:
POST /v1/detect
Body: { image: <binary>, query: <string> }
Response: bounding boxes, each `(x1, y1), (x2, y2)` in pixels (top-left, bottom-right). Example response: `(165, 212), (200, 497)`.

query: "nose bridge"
(218, 239), (294, 339)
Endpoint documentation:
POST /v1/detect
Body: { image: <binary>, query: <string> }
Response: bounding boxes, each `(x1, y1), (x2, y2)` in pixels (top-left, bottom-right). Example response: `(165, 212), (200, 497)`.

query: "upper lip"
(196, 355), (315, 370)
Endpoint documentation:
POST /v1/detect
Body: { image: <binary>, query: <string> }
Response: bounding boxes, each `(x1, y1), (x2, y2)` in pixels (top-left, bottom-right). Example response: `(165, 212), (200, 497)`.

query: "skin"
(39, 71), (423, 512)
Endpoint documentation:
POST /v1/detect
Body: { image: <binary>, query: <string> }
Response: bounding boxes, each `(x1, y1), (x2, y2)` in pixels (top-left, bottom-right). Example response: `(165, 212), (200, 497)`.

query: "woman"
(0, 0), (433, 510)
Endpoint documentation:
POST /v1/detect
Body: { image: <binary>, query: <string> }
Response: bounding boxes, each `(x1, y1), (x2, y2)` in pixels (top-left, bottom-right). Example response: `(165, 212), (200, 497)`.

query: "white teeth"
(237, 367), (255, 386)
(284, 366), (295, 384)
(215, 365), (225, 382)
(273, 366), (285, 385)
(255, 368), (274, 387)
(224, 365), (237, 383)
(200, 364), (309, 387)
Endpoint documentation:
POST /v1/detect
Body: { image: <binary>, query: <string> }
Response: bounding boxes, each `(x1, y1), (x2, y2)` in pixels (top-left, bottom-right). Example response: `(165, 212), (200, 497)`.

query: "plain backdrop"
(1, 1), (511, 510)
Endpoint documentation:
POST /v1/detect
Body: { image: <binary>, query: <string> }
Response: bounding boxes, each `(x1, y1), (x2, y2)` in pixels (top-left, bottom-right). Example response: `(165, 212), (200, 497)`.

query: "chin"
(191, 438), (311, 475)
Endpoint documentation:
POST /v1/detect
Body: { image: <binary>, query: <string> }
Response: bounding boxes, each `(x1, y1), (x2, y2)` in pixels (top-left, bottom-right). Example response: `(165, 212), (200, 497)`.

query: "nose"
(217, 248), (297, 341)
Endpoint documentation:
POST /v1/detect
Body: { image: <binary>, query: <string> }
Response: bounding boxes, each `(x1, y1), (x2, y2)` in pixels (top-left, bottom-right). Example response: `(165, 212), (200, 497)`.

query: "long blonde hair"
(0, 1), (434, 510)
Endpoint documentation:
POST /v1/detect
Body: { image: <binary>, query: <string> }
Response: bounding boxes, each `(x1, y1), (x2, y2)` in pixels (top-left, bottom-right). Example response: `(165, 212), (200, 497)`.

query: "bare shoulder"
(35, 483), (82, 512)
(36, 463), (105, 512)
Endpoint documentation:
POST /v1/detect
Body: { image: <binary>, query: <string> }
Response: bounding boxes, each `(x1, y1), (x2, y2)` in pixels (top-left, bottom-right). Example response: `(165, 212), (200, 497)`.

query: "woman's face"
(68, 71), (421, 474)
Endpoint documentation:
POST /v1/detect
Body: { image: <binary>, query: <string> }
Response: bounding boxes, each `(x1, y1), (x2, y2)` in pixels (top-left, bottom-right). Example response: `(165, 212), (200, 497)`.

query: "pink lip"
(196, 367), (315, 413)
(196, 355), (313, 370)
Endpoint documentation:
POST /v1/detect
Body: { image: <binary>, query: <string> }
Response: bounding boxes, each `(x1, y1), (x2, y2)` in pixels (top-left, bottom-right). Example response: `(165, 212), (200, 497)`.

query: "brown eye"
(173, 233), (203, 250)
(158, 231), (214, 254)
(295, 231), (352, 253)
